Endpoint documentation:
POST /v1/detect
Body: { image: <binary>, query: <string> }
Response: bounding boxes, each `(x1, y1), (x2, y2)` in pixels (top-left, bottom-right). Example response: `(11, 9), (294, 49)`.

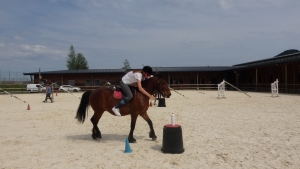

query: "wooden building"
(24, 50), (300, 93)
(231, 50), (300, 93)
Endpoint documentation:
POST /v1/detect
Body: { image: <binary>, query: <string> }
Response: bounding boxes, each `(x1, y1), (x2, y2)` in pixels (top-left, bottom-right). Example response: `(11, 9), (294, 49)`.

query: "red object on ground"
(164, 124), (181, 128)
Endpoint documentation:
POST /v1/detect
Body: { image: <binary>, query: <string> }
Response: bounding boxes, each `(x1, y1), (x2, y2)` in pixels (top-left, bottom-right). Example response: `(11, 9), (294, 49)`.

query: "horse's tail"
(76, 91), (91, 123)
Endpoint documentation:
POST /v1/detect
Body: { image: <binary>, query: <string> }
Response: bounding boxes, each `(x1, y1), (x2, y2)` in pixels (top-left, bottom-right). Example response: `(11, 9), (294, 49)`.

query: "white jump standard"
(217, 80), (251, 98)
(218, 80), (226, 98)
(271, 79), (279, 97)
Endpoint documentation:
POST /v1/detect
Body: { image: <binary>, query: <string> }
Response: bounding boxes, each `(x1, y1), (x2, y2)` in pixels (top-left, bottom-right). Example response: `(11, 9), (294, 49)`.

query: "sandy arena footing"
(1, 91), (300, 168)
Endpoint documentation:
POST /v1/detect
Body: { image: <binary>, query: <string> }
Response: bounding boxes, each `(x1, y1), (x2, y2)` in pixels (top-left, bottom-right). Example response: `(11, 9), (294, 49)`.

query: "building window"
(201, 78), (205, 84)
(190, 79), (195, 84)
(211, 78), (217, 84)
(94, 79), (100, 86)
(268, 75), (273, 82)
(249, 77), (253, 83)
(173, 79), (178, 84)
(86, 79), (92, 86)
(179, 79), (183, 84)
(68, 80), (75, 86)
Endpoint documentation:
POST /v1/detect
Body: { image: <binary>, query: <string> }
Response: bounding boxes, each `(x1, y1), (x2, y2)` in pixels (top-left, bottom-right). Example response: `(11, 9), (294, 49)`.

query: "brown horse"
(76, 74), (171, 143)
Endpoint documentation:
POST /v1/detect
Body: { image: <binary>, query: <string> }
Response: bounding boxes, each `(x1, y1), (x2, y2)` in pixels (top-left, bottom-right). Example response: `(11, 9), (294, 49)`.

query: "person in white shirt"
(112, 66), (156, 116)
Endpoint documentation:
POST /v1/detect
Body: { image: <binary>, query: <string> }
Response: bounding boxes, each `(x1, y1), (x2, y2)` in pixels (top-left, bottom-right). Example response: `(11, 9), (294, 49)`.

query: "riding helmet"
(142, 66), (153, 75)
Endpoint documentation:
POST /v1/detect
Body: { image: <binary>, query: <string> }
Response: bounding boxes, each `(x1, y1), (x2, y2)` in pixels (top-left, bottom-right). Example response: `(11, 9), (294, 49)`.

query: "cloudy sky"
(0, 0), (299, 76)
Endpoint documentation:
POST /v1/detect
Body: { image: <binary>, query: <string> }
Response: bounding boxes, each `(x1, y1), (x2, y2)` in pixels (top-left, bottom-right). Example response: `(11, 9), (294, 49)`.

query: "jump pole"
(0, 87), (27, 103)
(54, 84), (81, 99)
(51, 83), (54, 101)
(61, 88), (81, 99)
(224, 81), (251, 97)
(0, 87), (30, 110)
(169, 87), (188, 99)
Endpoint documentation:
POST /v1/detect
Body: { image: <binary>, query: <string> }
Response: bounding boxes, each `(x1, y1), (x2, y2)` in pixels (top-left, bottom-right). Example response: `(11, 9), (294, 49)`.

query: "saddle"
(112, 86), (137, 99)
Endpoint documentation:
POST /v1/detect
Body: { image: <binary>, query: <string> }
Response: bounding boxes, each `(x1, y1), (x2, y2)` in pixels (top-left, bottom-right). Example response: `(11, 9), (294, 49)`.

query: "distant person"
(43, 84), (53, 103)
(112, 66), (156, 116)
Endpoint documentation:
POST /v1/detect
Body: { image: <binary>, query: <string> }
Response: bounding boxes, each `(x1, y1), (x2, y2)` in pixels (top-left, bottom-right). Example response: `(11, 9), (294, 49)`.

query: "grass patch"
(0, 84), (27, 92)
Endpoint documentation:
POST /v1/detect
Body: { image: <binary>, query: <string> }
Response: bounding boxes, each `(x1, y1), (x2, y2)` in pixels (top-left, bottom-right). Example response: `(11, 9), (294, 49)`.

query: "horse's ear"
(154, 73), (163, 78)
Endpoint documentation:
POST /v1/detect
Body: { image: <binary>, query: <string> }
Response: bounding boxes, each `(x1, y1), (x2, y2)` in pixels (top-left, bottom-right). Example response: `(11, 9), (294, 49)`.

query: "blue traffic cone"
(124, 138), (132, 153)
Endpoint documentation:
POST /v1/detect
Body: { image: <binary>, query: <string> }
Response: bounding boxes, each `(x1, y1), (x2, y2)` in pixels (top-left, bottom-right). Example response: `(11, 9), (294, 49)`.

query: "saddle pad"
(113, 91), (123, 99)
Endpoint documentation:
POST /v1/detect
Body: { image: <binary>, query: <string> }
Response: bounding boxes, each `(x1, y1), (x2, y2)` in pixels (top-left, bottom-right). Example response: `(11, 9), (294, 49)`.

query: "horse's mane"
(142, 74), (162, 82)
(140, 73), (164, 95)
(142, 73), (163, 84)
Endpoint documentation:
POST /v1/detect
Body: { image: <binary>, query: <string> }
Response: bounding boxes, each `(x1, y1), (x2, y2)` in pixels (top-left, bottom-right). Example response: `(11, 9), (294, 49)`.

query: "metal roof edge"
(23, 66), (236, 75)
(233, 52), (300, 67)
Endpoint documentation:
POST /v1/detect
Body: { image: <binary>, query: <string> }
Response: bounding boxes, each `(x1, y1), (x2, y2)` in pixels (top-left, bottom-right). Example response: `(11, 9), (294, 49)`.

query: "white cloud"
(21, 44), (66, 58)
(263, 0), (284, 6)
(90, 0), (104, 8)
(14, 36), (23, 40)
(21, 45), (46, 53)
(49, 0), (67, 2)
(0, 0), (300, 72)
(219, 0), (235, 10)
(0, 43), (65, 60)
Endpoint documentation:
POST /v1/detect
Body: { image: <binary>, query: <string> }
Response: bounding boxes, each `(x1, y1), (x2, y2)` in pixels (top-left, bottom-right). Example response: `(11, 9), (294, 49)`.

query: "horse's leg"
(90, 111), (104, 140)
(140, 112), (157, 141)
(128, 114), (138, 143)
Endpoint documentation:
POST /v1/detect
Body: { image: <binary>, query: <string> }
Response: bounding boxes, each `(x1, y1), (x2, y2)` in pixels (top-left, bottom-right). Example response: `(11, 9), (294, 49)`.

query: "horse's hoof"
(128, 138), (137, 143)
(95, 138), (102, 141)
(149, 132), (157, 141)
(92, 134), (102, 141)
(129, 140), (137, 143)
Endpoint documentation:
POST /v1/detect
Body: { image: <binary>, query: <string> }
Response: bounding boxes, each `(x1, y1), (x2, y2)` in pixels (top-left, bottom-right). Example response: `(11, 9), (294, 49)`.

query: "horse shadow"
(150, 144), (162, 152)
(66, 133), (144, 143)
(66, 134), (164, 153)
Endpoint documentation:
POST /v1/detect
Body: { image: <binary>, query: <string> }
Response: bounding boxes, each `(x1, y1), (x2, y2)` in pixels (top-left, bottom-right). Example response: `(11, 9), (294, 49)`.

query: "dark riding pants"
(120, 80), (133, 103)
(45, 93), (53, 102)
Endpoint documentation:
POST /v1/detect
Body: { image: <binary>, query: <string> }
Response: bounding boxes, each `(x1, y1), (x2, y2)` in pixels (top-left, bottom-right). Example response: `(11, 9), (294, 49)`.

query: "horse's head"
(142, 74), (171, 98)
(156, 75), (171, 98)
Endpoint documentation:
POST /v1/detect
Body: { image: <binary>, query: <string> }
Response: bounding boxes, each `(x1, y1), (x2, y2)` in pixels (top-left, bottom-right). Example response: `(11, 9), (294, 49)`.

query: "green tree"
(76, 53), (89, 69)
(66, 45), (77, 70)
(122, 59), (131, 69)
(66, 45), (89, 70)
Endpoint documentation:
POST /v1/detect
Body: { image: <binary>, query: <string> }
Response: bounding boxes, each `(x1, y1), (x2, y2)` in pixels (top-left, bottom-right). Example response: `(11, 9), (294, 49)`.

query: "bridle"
(157, 78), (168, 97)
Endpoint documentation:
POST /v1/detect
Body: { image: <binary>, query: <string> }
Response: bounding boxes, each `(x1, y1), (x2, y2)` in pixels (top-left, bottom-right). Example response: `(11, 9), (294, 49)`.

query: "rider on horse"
(112, 66), (156, 116)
